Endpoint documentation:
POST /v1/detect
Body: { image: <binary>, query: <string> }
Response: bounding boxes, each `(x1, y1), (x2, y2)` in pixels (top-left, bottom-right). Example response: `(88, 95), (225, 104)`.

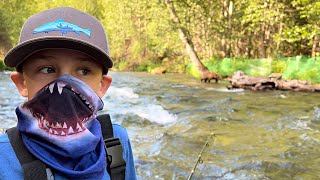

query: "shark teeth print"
(68, 126), (75, 134)
(76, 122), (83, 132)
(57, 82), (65, 94)
(36, 114), (92, 136)
(45, 82), (95, 112)
(47, 82), (66, 94)
(49, 83), (55, 93)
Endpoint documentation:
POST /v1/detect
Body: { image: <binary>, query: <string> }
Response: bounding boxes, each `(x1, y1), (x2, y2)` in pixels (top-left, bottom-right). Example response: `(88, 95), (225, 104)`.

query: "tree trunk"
(227, 0), (233, 57)
(164, 0), (208, 72)
(222, 0), (231, 57)
(312, 35), (319, 57)
(276, 22), (283, 55)
(246, 31), (252, 58)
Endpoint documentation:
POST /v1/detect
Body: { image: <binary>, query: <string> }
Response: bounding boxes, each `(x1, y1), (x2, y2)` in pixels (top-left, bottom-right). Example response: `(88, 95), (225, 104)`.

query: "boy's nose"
(58, 68), (75, 77)
(58, 71), (75, 79)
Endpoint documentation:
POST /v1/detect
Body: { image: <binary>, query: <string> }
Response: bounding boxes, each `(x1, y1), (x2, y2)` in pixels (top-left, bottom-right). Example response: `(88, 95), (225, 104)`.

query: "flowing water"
(0, 71), (319, 179)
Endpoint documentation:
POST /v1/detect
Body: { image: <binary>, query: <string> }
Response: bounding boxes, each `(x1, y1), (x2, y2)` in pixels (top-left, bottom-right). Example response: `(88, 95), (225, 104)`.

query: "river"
(0, 71), (319, 179)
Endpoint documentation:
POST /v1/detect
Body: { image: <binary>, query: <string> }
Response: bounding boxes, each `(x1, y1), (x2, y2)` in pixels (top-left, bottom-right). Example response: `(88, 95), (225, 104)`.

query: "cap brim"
(4, 37), (113, 69)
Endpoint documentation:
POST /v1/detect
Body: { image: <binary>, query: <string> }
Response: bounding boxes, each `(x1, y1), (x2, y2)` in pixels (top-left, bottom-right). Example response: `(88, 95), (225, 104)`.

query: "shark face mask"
(16, 75), (106, 179)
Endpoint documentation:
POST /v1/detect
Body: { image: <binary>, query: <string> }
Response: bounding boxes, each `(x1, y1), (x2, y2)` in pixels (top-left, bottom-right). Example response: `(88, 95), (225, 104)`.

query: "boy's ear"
(10, 71), (28, 97)
(97, 75), (112, 97)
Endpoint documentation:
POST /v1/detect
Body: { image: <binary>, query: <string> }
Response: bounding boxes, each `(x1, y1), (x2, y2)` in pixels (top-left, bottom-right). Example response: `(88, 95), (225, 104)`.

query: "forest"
(0, 0), (320, 83)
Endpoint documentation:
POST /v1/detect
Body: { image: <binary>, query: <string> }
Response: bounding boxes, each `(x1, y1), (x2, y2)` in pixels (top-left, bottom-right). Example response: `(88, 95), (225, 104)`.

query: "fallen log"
(227, 71), (320, 92)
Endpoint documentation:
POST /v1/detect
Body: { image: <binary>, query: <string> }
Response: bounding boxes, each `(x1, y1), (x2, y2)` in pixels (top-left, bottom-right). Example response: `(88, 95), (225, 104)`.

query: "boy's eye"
(77, 69), (90, 75)
(40, 67), (55, 74)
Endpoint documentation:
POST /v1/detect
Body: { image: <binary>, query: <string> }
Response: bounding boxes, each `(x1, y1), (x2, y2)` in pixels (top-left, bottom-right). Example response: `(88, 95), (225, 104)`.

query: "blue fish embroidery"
(33, 19), (91, 37)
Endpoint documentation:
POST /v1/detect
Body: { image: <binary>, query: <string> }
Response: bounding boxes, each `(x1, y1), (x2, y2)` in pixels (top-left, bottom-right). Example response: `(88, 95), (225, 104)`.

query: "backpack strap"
(6, 127), (47, 180)
(97, 114), (126, 180)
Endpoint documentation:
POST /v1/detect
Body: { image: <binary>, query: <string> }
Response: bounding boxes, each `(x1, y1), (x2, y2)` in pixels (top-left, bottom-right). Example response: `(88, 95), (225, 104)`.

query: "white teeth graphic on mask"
(63, 122), (67, 129)
(56, 122), (62, 128)
(35, 113), (89, 135)
(49, 83), (55, 93)
(76, 122), (83, 132)
(57, 82), (66, 94)
(68, 126), (74, 134)
(58, 85), (63, 94)
(43, 120), (48, 129)
(48, 82), (67, 94)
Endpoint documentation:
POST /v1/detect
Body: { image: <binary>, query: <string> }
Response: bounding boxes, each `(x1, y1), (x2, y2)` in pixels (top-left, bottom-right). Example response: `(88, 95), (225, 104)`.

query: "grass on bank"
(186, 56), (320, 84)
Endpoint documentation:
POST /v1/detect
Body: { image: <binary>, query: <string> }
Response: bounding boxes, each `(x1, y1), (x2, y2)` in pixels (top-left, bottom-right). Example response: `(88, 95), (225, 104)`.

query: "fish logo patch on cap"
(33, 19), (91, 37)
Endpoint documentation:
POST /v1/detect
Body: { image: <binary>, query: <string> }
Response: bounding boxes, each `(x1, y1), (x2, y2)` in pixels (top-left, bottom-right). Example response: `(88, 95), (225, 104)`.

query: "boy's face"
(10, 49), (112, 100)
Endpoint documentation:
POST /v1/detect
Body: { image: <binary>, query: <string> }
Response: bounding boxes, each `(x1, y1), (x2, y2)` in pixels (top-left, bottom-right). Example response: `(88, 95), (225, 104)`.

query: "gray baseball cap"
(4, 6), (113, 71)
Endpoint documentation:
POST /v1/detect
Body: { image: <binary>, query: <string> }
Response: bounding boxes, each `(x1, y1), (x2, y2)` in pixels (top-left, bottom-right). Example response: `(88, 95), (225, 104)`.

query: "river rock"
(150, 67), (167, 74)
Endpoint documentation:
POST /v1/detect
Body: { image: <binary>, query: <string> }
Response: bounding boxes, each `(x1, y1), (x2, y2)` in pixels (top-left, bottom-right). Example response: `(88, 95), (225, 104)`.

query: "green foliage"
(0, 59), (5, 71)
(134, 59), (157, 72)
(101, 0), (180, 70)
(271, 58), (288, 73)
(245, 59), (272, 76)
(186, 63), (200, 78)
(219, 58), (247, 77)
(283, 56), (320, 83)
(200, 58), (272, 77)
(0, 59), (13, 71)
(202, 58), (220, 73)
(116, 61), (129, 71)
(187, 57), (320, 84)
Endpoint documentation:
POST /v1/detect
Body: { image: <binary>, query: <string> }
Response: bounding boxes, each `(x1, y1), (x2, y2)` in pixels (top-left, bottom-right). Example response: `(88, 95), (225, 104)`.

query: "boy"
(0, 7), (136, 179)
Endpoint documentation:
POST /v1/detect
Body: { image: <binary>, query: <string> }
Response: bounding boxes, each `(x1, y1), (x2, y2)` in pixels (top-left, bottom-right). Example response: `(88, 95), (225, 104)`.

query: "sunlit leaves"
(1, 0), (320, 68)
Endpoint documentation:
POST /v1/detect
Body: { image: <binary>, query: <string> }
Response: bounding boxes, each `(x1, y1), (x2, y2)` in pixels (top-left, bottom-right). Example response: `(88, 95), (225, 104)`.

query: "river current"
(0, 71), (319, 179)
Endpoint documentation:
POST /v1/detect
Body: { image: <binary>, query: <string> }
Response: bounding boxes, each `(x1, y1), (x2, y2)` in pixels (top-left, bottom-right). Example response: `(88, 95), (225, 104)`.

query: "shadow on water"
(1, 71), (320, 179)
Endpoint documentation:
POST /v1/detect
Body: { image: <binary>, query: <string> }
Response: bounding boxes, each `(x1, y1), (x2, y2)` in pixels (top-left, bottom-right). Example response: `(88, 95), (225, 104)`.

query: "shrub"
(186, 56), (320, 84)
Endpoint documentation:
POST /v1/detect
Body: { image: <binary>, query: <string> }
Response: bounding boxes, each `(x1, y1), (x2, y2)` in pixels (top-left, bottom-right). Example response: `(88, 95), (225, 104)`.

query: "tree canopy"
(1, 0), (319, 72)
